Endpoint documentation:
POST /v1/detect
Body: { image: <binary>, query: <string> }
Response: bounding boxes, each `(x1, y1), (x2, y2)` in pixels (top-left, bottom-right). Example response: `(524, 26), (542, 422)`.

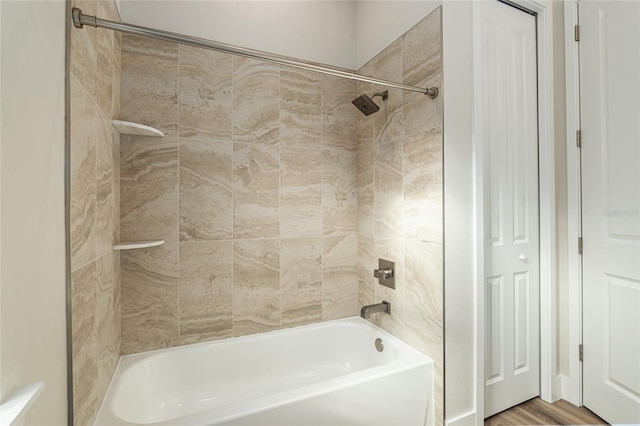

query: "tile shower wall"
(119, 36), (359, 354)
(69, 0), (122, 424)
(357, 8), (444, 426)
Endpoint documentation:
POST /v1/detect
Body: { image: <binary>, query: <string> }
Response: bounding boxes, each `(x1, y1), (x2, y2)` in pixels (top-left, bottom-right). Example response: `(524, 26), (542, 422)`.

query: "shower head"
(352, 90), (389, 116)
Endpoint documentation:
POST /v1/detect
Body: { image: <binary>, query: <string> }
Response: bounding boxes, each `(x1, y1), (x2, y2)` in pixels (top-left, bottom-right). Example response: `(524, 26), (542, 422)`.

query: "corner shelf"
(112, 120), (164, 137)
(113, 240), (165, 251)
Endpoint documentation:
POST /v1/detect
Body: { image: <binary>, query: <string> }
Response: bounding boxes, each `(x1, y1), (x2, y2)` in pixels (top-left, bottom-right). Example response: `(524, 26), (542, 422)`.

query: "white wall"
(0, 1), (68, 423)
(118, 0), (441, 71)
(354, 1), (441, 68)
(119, 1), (357, 69)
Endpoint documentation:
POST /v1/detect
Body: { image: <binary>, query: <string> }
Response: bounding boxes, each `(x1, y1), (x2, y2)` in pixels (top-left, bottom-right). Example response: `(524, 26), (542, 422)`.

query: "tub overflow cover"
(375, 338), (384, 352)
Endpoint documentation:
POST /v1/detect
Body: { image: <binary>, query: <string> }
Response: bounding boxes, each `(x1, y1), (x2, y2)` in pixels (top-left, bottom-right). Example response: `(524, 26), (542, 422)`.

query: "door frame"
(563, 0), (583, 407)
(472, 0), (558, 420)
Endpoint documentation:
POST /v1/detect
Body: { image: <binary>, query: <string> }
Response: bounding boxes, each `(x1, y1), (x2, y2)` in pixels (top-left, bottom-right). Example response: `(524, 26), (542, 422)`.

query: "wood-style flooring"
(485, 397), (608, 425)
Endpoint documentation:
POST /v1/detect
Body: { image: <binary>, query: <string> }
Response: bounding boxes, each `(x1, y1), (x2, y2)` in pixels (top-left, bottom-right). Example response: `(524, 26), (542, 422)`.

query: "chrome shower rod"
(72, 8), (438, 98)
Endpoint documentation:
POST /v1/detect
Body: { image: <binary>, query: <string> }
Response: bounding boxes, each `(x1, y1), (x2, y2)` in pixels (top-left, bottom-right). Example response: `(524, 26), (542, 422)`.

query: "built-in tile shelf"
(113, 240), (165, 251)
(112, 120), (164, 137)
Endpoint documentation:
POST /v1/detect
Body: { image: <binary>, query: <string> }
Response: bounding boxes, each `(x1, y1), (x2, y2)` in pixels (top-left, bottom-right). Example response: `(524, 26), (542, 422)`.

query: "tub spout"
(360, 301), (391, 319)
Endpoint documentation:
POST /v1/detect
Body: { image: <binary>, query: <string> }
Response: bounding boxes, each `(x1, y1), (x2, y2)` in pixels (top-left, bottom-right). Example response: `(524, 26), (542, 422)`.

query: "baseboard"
(446, 410), (477, 426)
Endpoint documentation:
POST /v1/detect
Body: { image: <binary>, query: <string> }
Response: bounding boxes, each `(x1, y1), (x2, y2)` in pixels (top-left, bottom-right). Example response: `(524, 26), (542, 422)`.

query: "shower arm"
(71, 8), (439, 99)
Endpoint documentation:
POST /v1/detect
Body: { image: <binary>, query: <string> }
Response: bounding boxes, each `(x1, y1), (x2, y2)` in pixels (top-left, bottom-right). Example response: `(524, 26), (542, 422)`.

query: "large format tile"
(403, 126), (443, 244)
(233, 57), (279, 145)
(372, 40), (403, 145)
(179, 139), (233, 241)
(281, 238), (322, 328)
(70, 0), (97, 96)
(179, 46), (232, 141)
(402, 7), (443, 136)
(71, 259), (98, 426)
(322, 235), (358, 320)
(121, 243), (179, 354)
(70, 74), (97, 270)
(96, 251), (119, 403)
(322, 141), (357, 236)
(120, 136), (179, 242)
(233, 142), (280, 239)
(280, 68), (321, 148)
(280, 145), (322, 238)
(374, 138), (403, 240)
(233, 239), (281, 336)
(121, 35), (179, 136)
(357, 235), (375, 309)
(180, 241), (233, 344)
(321, 75), (358, 147)
(404, 241), (443, 426)
(96, 107), (115, 257)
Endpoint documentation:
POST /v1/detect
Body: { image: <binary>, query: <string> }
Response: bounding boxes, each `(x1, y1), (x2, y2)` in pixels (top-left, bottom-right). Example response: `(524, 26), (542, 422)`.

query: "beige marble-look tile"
(321, 75), (357, 148)
(179, 46), (232, 141)
(322, 235), (358, 320)
(95, 24), (114, 118)
(233, 57), (279, 145)
(120, 136), (179, 242)
(374, 138), (403, 240)
(372, 40), (404, 145)
(373, 238), (404, 338)
(96, 251), (119, 404)
(280, 145), (322, 238)
(357, 102), (374, 238)
(358, 235), (375, 309)
(281, 238), (322, 328)
(179, 139), (233, 241)
(112, 30), (122, 120)
(71, 259), (98, 426)
(96, 109), (115, 257)
(322, 141), (358, 236)
(70, 74), (97, 270)
(402, 8), (443, 136)
(402, 7), (442, 88)
(404, 241), (443, 426)
(121, 35), (179, 136)
(233, 142), (280, 239)
(179, 241), (233, 345)
(233, 239), (281, 336)
(403, 127), (443, 244)
(404, 241), (443, 364)
(121, 242), (179, 354)
(70, 0), (97, 96)
(280, 67), (321, 148)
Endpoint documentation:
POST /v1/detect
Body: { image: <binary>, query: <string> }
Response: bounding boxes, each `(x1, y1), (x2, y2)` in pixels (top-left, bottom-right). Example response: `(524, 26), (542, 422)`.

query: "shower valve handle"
(373, 269), (393, 280)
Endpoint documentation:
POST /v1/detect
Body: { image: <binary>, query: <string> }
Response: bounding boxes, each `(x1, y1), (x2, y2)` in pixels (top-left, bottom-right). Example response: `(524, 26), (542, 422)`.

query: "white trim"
(445, 410), (477, 426)
(473, 0), (558, 418)
(563, 0), (583, 407)
(558, 374), (570, 400)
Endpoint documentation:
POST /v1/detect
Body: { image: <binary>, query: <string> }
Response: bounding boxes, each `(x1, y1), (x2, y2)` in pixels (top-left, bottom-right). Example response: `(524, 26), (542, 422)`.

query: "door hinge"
(575, 24), (580, 41)
(579, 344), (584, 362)
(578, 237), (583, 255)
(576, 130), (582, 148)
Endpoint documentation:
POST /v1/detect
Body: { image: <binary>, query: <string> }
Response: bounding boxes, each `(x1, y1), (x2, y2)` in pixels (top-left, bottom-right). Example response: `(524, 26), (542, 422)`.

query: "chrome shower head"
(351, 90), (388, 116)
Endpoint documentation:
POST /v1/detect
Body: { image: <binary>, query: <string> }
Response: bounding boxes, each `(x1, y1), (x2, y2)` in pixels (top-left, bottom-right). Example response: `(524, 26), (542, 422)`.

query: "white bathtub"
(95, 317), (434, 426)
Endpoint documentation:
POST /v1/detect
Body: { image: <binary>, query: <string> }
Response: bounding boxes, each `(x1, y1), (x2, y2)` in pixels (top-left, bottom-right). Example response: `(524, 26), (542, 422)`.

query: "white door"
(477, 1), (540, 417)
(580, 1), (640, 423)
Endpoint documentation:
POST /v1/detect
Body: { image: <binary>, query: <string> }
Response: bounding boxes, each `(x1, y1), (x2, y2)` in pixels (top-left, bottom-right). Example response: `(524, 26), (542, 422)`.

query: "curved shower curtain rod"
(72, 8), (439, 99)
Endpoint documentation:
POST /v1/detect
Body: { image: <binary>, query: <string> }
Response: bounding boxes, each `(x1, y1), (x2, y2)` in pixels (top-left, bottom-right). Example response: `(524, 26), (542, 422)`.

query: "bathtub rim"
(96, 316), (434, 426)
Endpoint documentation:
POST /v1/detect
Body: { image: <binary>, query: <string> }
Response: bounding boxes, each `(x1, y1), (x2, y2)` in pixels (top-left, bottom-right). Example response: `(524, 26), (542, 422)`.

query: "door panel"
(580, 0), (640, 423)
(478, 1), (540, 417)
